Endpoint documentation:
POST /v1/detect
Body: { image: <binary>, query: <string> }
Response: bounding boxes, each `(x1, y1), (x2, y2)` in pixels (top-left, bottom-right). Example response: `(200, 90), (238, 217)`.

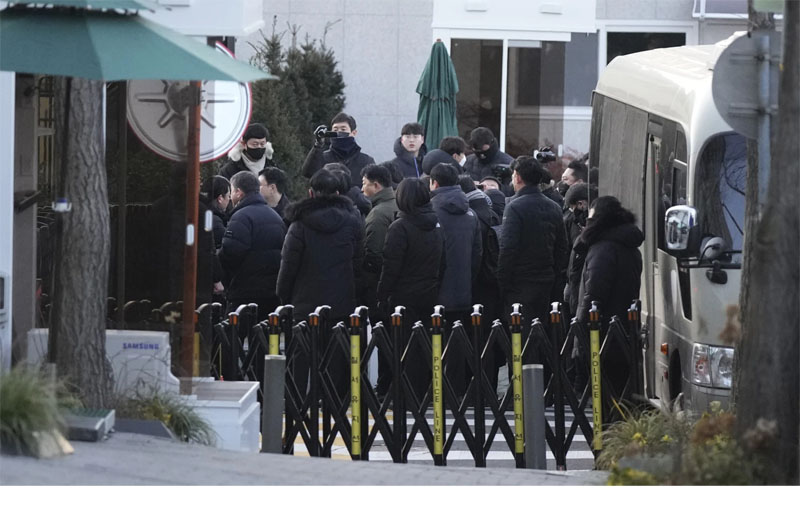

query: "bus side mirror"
(665, 205), (697, 251)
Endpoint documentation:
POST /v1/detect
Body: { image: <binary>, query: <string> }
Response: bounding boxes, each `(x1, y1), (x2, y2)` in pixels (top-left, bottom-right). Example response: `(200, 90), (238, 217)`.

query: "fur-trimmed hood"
(285, 194), (357, 232)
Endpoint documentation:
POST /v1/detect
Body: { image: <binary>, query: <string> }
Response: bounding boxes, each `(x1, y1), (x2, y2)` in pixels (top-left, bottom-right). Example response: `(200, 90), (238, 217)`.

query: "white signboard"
(126, 43), (252, 163)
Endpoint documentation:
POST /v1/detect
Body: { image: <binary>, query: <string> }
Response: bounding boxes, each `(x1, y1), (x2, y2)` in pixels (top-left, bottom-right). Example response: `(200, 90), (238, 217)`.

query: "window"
(695, 133), (746, 254)
(451, 39), (502, 143)
(607, 32), (686, 64)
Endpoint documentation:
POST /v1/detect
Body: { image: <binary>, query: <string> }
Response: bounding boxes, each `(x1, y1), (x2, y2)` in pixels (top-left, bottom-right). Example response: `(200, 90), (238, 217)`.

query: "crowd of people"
(202, 113), (643, 400)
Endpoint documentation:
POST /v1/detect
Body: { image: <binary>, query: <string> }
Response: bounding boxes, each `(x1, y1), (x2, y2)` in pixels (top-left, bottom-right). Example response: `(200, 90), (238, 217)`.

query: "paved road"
(0, 432), (608, 486)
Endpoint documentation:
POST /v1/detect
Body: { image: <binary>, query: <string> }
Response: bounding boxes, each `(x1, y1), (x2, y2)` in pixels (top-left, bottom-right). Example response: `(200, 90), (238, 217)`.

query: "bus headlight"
(691, 344), (734, 389)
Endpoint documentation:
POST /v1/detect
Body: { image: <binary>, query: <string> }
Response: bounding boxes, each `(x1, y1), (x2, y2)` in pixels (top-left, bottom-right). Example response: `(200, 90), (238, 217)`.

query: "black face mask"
(474, 140), (499, 162)
(245, 147), (266, 161)
(574, 208), (588, 227)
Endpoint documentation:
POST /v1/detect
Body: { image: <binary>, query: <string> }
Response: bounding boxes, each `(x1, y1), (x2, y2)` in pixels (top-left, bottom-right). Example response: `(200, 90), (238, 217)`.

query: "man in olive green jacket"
(360, 163), (399, 399)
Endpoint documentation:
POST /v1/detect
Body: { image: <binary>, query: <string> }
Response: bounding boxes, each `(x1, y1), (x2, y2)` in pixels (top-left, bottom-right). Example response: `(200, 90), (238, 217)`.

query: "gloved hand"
(313, 125), (328, 147)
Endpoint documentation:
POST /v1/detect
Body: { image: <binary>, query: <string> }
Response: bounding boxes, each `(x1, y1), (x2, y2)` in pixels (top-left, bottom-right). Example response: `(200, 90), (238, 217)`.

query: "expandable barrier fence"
(209, 300), (644, 470)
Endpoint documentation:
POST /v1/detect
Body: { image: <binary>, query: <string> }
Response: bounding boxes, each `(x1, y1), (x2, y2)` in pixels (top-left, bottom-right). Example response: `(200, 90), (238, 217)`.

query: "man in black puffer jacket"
(277, 168), (365, 322)
(383, 122), (428, 184)
(218, 171), (286, 321)
(430, 163), (482, 399)
(497, 156), (569, 332)
(301, 112), (375, 187)
(463, 126), (514, 182)
(574, 196), (643, 414)
(278, 168), (364, 402)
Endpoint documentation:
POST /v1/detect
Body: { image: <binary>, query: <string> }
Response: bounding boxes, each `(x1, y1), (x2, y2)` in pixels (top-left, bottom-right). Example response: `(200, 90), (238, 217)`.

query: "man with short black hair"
(220, 123), (278, 180)
(463, 126), (514, 182)
(384, 122), (427, 182)
(218, 170), (286, 321)
(360, 163), (399, 398)
(323, 162), (372, 218)
(562, 160), (588, 187)
(301, 112), (375, 186)
(440, 136), (468, 167)
(497, 157), (569, 332)
(258, 167), (290, 222)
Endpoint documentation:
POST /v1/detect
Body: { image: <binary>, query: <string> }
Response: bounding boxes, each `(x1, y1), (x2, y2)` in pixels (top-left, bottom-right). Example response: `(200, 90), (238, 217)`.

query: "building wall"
(238, 0), (748, 163)
(238, 0), (434, 163)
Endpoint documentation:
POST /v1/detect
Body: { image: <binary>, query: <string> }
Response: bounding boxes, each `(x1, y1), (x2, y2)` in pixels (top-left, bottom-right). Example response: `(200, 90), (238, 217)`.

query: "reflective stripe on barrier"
(431, 306), (444, 464)
(589, 301), (603, 452)
(350, 313), (362, 459)
(510, 304), (524, 458)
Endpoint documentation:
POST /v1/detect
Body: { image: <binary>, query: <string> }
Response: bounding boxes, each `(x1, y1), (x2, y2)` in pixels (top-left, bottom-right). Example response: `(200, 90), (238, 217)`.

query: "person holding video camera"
(301, 112), (375, 187)
(463, 127), (514, 189)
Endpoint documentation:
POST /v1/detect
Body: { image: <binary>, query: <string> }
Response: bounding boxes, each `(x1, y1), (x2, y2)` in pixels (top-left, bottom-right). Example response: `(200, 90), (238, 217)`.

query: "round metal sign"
(126, 43), (252, 162)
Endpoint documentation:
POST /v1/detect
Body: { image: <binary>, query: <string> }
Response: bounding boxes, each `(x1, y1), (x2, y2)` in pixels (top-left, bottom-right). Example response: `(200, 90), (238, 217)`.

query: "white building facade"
(238, 0), (750, 162)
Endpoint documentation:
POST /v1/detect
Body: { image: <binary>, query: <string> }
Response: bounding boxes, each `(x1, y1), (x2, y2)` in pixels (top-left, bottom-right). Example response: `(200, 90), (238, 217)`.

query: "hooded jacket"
(422, 148), (463, 176)
(463, 144), (514, 182)
(497, 185), (569, 294)
(430, 185), (482, 311)
(219, 141), (277, 180)
(301, 138), (375, 187)
(277, 194), (364, 319)
(576, 222), (644, 323)
(218, 192), (286, 302)
(377, 204), (444, 308)
(385, 137), (427, 182)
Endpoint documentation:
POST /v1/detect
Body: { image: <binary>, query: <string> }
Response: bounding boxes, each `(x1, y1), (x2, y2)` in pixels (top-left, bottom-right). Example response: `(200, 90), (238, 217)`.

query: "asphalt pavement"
(0, 432), (608, 486)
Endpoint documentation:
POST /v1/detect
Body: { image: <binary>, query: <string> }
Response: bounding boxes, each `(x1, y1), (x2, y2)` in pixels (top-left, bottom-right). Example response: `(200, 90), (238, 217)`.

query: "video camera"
(314, 124), (344, 141)
(491, 164), (513, 183)
(533, 146), (557, 164)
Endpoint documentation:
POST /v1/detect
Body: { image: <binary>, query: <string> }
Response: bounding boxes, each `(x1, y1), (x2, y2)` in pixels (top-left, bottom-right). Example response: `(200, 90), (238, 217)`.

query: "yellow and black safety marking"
(589, 306), (603, 452)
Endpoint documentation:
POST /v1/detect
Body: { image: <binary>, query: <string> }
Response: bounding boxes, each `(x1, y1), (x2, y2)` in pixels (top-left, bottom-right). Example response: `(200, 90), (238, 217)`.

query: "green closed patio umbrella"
(416, 40), (459, 150)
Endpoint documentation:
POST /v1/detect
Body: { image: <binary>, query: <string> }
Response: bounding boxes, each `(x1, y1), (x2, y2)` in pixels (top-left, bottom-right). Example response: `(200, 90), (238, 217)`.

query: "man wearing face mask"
(563, 183), (590, 319)
(301, 112), (375, 187)
(220, 123), (278, 180)
(463, 127), (514, 183)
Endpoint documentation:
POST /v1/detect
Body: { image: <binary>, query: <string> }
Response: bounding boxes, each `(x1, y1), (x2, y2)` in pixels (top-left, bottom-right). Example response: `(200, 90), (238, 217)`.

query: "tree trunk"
(51, 77), (114, 408)
(734, 1), (800, 484)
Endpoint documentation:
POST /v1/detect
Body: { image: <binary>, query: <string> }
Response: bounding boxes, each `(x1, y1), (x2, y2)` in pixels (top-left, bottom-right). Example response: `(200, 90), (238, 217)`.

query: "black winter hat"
(422, 148), (458, 175)
(564, 183), (589, 206)
(243, 123), (269, 141)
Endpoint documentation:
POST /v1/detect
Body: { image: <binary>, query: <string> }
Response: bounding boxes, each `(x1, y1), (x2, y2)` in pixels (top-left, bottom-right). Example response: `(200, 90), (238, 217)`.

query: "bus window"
(696, 133), (746, 257)
(673, 131), (688, 206)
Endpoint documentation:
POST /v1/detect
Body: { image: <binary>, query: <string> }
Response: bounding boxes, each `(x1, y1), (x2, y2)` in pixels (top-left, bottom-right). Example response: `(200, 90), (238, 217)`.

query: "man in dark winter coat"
(430, 163), (482, 399)
(440, 136), (468, 167)
(277, 168), (364, 322)
(361, 164), (399, 398)
(497, 157), (569, 331)
(218, 171), (286, 321)
(384, 122), (427, 183)
(575, 196), (643, 324)
(463, 127), (514, 182)
(562, 183), (589, 318)
(278, 168), (364, 402)
(258, 167), (291, 223)
(301, 112), (375, 187)
(219, 123), (278, 180)
(574, 196), (643, 412)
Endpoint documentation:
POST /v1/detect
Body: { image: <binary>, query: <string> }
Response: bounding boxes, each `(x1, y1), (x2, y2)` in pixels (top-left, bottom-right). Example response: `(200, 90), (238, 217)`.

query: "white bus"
(590, 36), (746, 413)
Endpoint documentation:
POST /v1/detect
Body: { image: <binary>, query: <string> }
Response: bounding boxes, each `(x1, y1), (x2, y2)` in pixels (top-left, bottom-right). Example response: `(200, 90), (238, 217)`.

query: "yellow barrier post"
(510, 303), (525, 468)
(350, 313), (362, 460)
(268, 312), (280, 356)
(589, 301), (603, 452)
(431, 306), (445, 466)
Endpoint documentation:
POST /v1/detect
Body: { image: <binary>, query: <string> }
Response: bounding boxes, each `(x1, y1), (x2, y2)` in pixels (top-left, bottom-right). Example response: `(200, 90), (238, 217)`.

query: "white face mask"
(459, 155), (467, 167)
